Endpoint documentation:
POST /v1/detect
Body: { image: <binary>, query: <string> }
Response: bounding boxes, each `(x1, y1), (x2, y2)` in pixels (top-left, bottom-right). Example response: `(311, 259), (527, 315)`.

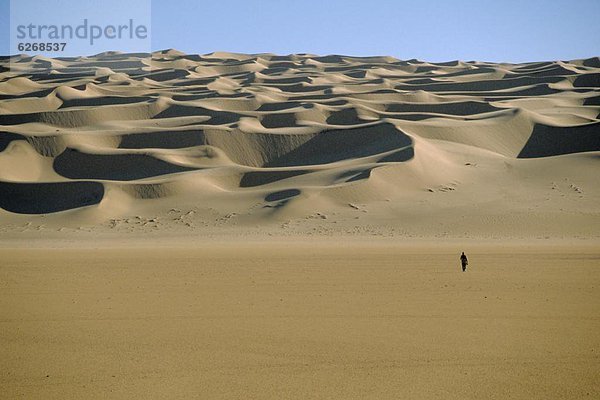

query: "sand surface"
(1, 52), (599, 398)
(1, 243), (599, 399)
(1, 52), (599, 240)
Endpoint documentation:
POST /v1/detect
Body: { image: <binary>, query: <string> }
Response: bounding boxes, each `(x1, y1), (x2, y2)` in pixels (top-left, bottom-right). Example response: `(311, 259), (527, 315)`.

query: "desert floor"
(1, 240), (598, 399)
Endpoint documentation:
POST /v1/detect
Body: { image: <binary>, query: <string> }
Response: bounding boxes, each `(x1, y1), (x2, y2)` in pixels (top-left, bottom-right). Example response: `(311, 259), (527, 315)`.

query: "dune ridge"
(0, 51), (599, 239)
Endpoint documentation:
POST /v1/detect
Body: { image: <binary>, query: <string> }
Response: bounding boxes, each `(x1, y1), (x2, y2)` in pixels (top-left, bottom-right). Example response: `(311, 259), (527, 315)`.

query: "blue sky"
(1, 0), (599, 62)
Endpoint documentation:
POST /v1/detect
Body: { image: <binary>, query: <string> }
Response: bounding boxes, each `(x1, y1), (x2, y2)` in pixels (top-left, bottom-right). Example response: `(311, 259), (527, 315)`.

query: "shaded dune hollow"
(0, 51), (599, 214)
(518, 122), (600, 158)
(226, 123), (413, 168)
(0, 181), (104, 214)
(53, 148), (199, 181)
(119, 130), (206, 149)
(230, 123), (414, 188)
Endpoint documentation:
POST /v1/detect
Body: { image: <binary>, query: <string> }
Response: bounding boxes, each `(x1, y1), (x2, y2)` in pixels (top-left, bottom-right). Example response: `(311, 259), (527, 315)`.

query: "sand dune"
(0, 51), (599, 239)
(1, 52), (599, 400)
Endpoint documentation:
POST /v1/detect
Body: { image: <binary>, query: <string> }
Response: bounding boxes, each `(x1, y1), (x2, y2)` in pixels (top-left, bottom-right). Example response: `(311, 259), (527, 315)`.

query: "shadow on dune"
(60, 96), (153, 109)
(324, 64), (390, 73)
(337, 168), (373, 183)
(0, 132), (24, 152)
(53, 148), (198, 180)
(397, 76), (564, 92)
(477, 85), (562, 99)
(171, 78), (215, 87)
(240, 170), (311, 187)
(343, 70), (367, 79)
(153, 104), (240, 125)
(0, 103), (153, 127)
(574, 74), (600, 88)
(25, 72), (98, 83)
(227, 124), (414, 186)
(442, 67), (498, 77)
(326, 108), (364, 125)
(136, 69), (189, 82)
(509, 65), (577, 77)
(171, 91), (248, 101)
(264, 124), (413, 167)
(265, 188), (301, 202)
(260, 113), (299, 128)
(385, 113), (451, 121)
(0, 112), (46, 126)
(0, 181), (104, 214)
(262, 83), (332, 93)
(312, 55), (345, 64)
(511, 62), (555, 71)
(67, 60), (146, 71)
(518, 122), (600, 158)
(582, 58), (600, 68)
(119, 130), (206, 149)
(257, 101), (306, 112)
(287, 94), (346, 101)
(378, 147), (415, 162)
(414, 66), (438, 73)
(201, 123), (413, 168)
(0, 88), (54, 101)
(386, 101), (501, 115)
(583, 96), (600, 106)
(0, 132), (66, 157)
(259, 76), (312, 85)
(430, 60), (460, 67)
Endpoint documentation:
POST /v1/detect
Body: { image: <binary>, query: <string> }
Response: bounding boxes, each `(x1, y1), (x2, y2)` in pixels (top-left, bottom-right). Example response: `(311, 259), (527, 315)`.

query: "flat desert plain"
(1, 51), (599, 398)
(1, 242), (599, 399)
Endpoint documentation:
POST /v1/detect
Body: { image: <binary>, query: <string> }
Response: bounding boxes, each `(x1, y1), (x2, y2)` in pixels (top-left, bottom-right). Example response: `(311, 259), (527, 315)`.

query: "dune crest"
(0, 51), (599, 239)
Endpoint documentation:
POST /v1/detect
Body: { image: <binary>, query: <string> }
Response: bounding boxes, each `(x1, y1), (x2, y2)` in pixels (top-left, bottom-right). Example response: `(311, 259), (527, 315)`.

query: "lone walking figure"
(460, 252), (468, 272)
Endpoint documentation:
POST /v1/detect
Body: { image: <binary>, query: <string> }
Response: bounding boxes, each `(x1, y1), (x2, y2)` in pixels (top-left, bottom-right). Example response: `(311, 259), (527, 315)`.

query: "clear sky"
(1, 0), (599, 62)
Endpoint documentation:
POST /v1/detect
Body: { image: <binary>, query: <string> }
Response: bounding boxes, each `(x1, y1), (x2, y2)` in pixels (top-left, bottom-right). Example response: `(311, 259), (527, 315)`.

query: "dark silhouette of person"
(460, 252), (468, 272)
